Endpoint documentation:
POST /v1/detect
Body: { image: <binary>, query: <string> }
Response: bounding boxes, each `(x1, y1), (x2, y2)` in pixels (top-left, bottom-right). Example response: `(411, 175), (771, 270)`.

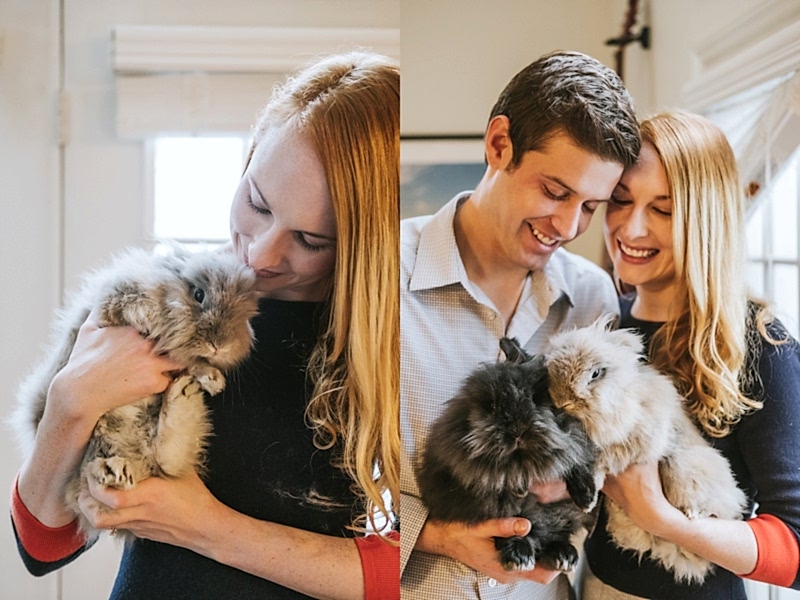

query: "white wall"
(0, 1), (60, 595)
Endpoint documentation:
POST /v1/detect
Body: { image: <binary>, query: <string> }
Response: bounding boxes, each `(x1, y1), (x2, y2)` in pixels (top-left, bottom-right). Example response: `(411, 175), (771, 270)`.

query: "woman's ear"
(484, 115), (513, 170)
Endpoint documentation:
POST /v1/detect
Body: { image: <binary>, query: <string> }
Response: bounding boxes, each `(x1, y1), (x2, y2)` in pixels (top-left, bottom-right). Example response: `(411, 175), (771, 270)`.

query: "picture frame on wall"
(400, 136), (486, 219)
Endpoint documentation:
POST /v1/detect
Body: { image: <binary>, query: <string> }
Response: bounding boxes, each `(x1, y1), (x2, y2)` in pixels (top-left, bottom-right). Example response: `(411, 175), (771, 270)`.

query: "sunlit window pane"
(770, 153), (798, 260)
(773, 264), (799, 339)
(746, 201), (764, 259)
(153, 137), (246, 242)
(747, 261), (765, 298)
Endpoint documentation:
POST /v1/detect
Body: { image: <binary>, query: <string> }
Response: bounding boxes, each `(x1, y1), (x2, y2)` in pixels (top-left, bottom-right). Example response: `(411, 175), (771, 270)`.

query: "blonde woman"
(11, 51), (399, 600)
(580, 110), (800, 599)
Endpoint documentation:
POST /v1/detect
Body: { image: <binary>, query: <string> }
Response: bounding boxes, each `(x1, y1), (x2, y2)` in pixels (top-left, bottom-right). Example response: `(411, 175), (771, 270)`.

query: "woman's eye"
(295, 233), (327, 252)
(247, 198), (271, 216)
(654, 207), (673, 216)
(193, 288), (205, 303)
(610, 195), (631, 206)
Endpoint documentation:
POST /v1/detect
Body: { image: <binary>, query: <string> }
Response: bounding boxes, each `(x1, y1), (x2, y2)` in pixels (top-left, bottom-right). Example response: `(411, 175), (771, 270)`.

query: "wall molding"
(683, 0), (800, 111)
(112, 25), (400, 74)
(112, 25), (400, 137)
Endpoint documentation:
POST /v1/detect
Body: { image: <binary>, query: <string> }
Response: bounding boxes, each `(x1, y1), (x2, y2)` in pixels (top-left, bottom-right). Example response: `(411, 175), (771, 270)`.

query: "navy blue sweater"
(586, 296), (800, 599)
(15, 299), (362, 599)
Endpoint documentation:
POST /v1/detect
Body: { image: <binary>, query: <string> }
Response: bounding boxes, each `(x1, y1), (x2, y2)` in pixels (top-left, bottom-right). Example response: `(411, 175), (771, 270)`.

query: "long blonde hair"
(641, 111), (771, 437)
(248, 52), (399, 535)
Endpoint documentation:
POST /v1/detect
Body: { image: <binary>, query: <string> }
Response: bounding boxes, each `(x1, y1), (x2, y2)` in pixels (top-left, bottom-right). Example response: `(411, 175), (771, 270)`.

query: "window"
(151, 136), (250, 250)
(746, 147), (800, 338)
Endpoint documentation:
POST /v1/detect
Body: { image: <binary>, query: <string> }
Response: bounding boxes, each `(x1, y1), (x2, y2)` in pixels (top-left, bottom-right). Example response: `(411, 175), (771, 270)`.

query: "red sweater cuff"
(10, 474), (86, 562)
(355, 531), (399, 600)
(743, 514), (799, 587)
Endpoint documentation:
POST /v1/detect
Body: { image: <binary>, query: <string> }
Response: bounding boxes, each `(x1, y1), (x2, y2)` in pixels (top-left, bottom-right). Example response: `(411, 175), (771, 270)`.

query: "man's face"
(481, 126), (624, 273)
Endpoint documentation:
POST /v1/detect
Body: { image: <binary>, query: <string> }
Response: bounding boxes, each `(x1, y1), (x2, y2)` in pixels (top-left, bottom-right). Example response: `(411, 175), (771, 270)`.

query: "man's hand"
(415, 517), (562, 585)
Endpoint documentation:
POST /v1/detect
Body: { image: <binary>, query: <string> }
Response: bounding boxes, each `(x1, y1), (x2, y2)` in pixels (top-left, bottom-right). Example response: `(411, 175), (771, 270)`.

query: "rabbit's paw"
(566, 473), (598, 512)
(495, 536), (536, 571)
(89, 457), (135, 490)
(539, 540), (579, 572)
(167, 374), (201, 399)
(188, 365), (226, 396)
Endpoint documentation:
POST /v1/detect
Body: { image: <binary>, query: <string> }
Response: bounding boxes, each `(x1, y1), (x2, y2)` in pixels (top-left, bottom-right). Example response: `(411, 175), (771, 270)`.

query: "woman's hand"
(79, 471), (220, 554)
(602, 462), (683, 538)
(416, 518), (562, 585)
(53, 310), (184, 421)
(81, 474), (368, 599)
(17, 310), (185, 528)
(602, 462), (759, 576)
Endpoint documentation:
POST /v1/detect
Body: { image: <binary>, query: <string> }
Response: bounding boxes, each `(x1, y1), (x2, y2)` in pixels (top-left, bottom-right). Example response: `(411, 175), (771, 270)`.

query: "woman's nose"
(621, 208), (649, 239)
(248, 230), (287, 270)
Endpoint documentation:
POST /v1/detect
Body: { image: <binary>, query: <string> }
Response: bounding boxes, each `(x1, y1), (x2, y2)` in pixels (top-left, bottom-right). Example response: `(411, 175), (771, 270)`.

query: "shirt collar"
(409, 191), (576, 310)
(409, 193), (470, 292)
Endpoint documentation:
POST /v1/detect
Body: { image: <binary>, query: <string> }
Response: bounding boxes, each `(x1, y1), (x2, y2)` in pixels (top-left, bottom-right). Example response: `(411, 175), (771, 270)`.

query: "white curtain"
(682, 0), (800, 210)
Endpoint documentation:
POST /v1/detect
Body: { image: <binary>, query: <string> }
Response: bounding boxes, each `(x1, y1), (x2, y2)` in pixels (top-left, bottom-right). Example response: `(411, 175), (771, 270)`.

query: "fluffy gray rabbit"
(417, 338), (597, 573)
(10, 246), (259, 543)
(545, 315), (748, 584)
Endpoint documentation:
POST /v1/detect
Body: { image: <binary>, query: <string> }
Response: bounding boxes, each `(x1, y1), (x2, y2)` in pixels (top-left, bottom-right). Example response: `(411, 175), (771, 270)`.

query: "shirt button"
(488, 578), (497, 588)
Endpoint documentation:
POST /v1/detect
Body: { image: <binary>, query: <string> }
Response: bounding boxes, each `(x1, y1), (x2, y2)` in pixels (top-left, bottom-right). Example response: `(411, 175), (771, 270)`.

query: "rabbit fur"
(545, 314), (748, 584)
(417, 338), (597, 573)
(10, 246), (259, 543)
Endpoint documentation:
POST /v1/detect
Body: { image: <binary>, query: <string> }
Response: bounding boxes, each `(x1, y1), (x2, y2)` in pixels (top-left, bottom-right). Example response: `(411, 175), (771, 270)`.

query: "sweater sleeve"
(355, 531), (399, 600)
(736, 328), (800, 589)
(10, 473), (89, 575)
(743, 514), (800, 587)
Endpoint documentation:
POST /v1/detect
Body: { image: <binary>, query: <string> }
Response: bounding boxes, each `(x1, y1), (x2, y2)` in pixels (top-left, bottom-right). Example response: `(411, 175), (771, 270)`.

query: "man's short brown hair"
(489, 50), (640, 169)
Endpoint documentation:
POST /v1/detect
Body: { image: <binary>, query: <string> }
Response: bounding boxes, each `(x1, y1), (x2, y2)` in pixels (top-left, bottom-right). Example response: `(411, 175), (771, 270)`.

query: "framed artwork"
(400, 136), (485, 219)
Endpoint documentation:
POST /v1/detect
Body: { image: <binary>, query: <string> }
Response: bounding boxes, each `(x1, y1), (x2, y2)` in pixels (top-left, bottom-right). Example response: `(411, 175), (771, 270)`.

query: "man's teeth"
(532, 227), (557, 246)
(620, 241), (657, 258)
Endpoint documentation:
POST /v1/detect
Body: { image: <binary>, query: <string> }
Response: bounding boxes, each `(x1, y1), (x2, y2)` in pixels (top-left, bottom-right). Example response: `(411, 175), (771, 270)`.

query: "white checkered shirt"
(400, 194), (619, 600)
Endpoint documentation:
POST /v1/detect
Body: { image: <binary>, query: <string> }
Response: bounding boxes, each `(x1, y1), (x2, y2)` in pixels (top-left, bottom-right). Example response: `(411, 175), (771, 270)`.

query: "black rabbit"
(416, 337), (597, 572)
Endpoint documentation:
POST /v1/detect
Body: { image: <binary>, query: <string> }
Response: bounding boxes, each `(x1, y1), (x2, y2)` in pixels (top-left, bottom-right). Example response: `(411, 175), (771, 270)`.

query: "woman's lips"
(618, 240), (658, 260)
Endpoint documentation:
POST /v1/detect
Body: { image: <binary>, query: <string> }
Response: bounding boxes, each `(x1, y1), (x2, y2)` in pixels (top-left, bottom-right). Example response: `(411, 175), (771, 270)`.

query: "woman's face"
(603, 142), (677, 295)
(230, 127), (337, 301)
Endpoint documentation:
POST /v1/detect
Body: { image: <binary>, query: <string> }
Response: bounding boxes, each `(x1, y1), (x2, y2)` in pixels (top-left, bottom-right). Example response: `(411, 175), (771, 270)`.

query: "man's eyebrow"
(546, 175), (613, 202)
(543, 174), (577, 195)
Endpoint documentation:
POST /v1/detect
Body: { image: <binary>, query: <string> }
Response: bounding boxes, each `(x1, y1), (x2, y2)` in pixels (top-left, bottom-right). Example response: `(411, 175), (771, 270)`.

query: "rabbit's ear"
(500, 337), (531, 364)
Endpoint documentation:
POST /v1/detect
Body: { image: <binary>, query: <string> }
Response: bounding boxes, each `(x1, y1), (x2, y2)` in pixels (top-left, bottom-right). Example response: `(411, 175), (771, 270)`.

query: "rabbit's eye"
(193, 287), (206, 304)
(590, 367), (606, 381)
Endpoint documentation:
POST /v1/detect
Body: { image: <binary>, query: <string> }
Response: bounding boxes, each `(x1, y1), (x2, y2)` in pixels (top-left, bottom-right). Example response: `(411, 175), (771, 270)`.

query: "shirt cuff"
(355, 531), (400, 600)
(10, 473), (86, 562)
(743, 514), (799, 587)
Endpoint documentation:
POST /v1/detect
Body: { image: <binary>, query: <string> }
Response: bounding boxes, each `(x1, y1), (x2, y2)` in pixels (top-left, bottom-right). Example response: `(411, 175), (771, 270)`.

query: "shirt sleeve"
(355, 531), (399, 600)
(743, 514), (800, 587)
(10, 473), (89, 575)
(736, 328), (800, 589)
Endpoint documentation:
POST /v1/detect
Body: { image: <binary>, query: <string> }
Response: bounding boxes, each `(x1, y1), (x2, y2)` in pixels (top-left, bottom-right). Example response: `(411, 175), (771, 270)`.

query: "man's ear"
(485, 115), (513, 170)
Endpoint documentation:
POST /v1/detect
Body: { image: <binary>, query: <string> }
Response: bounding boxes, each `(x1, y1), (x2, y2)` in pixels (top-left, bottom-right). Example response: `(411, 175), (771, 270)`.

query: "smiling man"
(400, 51), (641, 600)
